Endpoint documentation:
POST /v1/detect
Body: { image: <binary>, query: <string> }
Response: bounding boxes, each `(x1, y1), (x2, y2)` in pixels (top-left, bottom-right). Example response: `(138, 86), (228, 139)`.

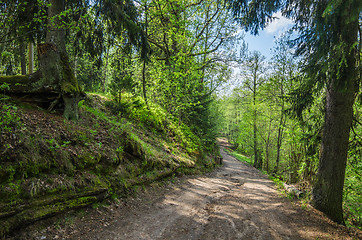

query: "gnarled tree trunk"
(0, 0), (83, 120)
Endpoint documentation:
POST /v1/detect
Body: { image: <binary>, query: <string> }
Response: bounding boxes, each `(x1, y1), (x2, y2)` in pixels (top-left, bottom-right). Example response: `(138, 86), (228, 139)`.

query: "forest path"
(17, 139), (357, 240)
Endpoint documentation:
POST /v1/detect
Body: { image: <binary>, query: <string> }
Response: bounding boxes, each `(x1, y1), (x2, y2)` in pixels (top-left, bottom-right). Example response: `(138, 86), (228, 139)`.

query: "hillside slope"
(0, 93), (219, 237)
(9, 140), (362, 240)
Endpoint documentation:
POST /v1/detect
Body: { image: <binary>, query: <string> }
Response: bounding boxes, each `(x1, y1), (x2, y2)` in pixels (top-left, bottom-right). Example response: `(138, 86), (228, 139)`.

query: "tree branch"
(188, 38), (223, 57)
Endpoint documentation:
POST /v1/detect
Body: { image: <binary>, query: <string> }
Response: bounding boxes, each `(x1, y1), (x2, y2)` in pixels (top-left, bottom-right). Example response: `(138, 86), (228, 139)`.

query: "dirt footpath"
(13, 144), (361, 240)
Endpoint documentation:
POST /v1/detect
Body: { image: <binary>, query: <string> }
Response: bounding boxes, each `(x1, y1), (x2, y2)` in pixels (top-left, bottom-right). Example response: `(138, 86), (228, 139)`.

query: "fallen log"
(1, 73), (60, 108)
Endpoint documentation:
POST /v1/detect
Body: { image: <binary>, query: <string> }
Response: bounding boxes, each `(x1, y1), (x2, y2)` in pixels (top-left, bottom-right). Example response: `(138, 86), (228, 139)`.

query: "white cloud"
(265, 12), (293, 34)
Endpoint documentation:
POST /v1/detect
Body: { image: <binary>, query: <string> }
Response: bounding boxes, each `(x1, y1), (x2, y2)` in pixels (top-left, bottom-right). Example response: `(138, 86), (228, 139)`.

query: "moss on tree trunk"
(0, 44), (84, 120)
(0, 0), (84, 120)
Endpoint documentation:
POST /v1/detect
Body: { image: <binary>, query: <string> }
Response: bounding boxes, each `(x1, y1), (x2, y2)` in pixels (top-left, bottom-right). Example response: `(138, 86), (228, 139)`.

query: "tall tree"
(242, 51), (266, 169)
(226, 0), (361, 223)
(41, 0), (81, 119)
(142, 0), (237, 143)
(1, 0), (150, 120)
(269, 33), (298, 173)
(0, 0), (46, 74)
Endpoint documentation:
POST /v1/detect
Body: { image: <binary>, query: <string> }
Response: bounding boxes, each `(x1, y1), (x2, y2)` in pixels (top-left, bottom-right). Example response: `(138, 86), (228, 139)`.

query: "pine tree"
(226, 0), (361, 223)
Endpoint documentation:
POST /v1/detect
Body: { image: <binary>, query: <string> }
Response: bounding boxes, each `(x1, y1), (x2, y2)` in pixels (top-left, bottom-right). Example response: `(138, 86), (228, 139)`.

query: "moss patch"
(60, 54), (81, 94)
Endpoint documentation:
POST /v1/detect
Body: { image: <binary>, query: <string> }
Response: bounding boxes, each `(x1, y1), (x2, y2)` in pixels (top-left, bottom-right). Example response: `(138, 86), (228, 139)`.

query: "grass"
(226, 149), (253, 165)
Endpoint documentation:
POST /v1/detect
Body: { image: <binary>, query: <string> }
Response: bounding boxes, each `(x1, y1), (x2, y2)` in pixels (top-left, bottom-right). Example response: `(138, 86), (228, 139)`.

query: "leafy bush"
(0, 104), (21, 134)
(344, 160), (362, 229)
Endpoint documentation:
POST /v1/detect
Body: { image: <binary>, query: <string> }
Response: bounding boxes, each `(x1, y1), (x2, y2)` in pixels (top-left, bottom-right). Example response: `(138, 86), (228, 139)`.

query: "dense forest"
(0, 0), (361, 236)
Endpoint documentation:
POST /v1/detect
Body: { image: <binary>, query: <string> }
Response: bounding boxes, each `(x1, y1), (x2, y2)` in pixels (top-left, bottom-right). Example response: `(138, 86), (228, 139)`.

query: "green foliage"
(105, 94), (201, 154)
(0, 104), (21, 134)
(269, 175), (285, 189)
(0, 82), (10, 91)
(344, 100), (362, 229)
(109, 48), (135, 102)
(0, 0), (236, 234)
(227, 149), (252, 165)
(45, 138), (60, 151)
(344, 162), (362, 229)
(75, 53), (103, 92)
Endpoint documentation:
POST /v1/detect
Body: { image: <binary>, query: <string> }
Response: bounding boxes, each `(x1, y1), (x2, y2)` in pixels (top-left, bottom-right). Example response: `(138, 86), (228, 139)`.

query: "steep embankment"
(0, 94), (218, 237)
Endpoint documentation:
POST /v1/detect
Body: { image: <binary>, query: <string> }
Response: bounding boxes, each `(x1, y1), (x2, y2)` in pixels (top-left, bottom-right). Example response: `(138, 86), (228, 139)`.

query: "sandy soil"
(11, 140), (361, 240)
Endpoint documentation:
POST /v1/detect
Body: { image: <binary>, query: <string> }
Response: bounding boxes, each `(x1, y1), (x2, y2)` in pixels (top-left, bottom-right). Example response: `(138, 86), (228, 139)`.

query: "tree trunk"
(265, 144), (269, 172)
(274, 121), (282, 172)
(311, 20), (359, 224)
(39, 0), (81, 120)
(1, 0), (83, 120)
(102, 48), (110, 93)
(252, 71), (259, 169)
(46, 0), (66, 53)
(142, 2), (148, 105)
(74, 55), (78, 78)
(274, 105), (285, 173)
(20, 40), (27, 75)
(264, 119), (272, 172)
(312, 81), (357, 223)
(274, 75), (285, 174)
(0, 35), (7, 69)
(142, 60), (148, 105)
(28, 42), (34, 74)
(253, 107), (258, 168)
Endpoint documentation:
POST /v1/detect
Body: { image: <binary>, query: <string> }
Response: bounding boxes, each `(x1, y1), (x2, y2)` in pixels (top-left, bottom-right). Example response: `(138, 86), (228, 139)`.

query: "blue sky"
(218, 13), (294, 95)
(242, 12), (293, 60)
